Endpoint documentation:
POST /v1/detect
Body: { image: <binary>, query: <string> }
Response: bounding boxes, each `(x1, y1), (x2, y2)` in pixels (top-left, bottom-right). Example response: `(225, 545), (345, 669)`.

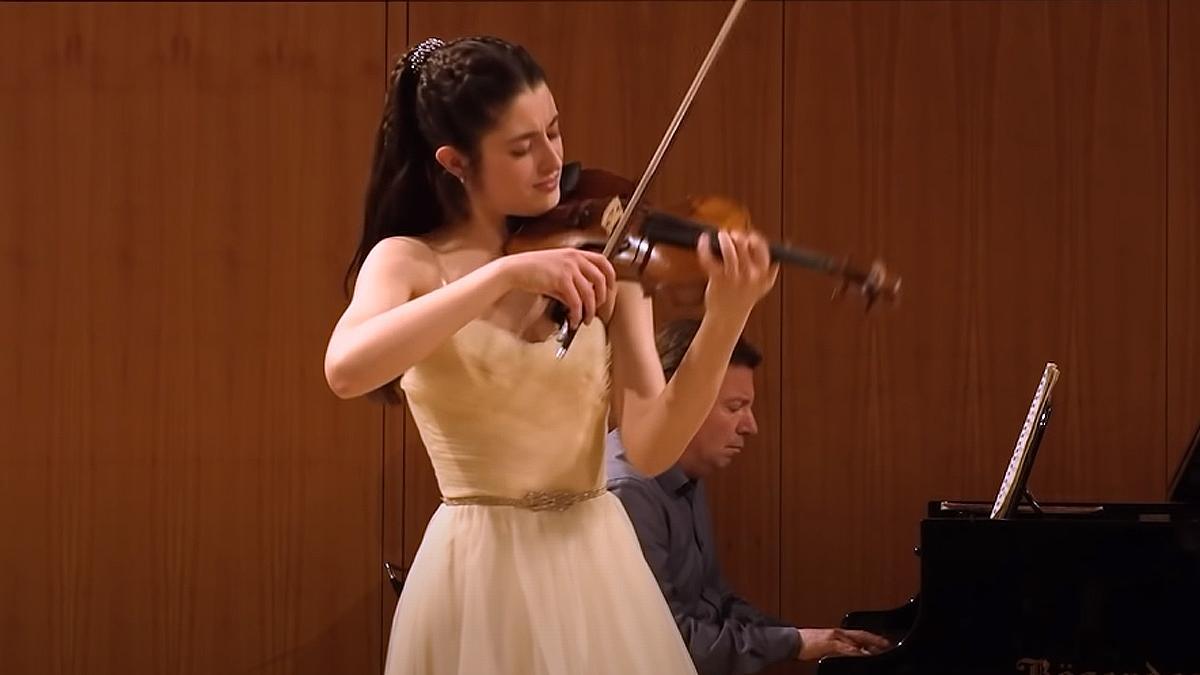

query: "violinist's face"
(472, 82), (564, 217)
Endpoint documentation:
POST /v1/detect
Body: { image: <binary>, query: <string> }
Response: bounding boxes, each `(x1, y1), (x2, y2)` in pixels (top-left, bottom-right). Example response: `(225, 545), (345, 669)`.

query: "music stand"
(990, 363), (1060, 520)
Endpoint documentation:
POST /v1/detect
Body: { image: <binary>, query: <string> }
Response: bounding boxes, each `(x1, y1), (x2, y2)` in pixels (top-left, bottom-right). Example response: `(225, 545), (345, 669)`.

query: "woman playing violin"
(323, 36), (776, 674)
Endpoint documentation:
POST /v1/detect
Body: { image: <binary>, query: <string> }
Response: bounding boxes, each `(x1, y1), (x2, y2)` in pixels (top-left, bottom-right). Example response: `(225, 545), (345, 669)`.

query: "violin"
(505, 0), (900, 357)
(506, 162), (901, 310)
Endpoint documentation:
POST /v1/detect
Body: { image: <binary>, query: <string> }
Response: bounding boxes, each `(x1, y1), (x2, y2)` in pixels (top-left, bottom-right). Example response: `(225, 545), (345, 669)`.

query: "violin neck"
(766, 241), (840, 274)
(641, 212), (841, 275)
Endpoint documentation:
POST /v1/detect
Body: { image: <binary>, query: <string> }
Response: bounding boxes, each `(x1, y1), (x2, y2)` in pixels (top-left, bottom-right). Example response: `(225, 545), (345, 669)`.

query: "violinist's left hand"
(696, 229), (778, 318)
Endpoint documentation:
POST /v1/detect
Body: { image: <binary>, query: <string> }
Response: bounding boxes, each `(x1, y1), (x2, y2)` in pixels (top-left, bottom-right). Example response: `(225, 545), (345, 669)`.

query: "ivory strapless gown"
(383, 319), (697, 675)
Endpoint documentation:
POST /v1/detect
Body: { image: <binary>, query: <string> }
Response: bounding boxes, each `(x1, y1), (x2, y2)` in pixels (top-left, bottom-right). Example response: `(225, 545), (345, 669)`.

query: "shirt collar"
(656, 464), (697, 497)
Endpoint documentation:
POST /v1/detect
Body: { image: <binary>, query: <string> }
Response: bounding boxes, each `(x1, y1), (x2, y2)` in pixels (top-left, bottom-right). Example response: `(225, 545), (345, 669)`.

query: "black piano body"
(817, 501), (1200, 675)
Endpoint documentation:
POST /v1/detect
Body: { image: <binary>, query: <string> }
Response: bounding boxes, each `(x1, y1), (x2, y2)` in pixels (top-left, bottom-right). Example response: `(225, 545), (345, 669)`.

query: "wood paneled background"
(1, 3), (385, 674)
(2, 2), (1196, 674)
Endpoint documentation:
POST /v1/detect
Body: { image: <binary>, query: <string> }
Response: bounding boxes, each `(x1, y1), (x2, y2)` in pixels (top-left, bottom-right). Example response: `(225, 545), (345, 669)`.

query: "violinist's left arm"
(606, 230), (777, 476)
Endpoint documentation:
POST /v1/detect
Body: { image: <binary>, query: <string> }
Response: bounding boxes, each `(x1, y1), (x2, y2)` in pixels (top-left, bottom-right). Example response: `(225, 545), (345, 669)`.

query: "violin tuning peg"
(863, 291), (879, 313)
(831, 278), (848, 301)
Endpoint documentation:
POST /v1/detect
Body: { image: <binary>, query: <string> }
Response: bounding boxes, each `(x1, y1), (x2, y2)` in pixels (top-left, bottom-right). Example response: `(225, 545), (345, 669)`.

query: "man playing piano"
(606, 319), (889, 675)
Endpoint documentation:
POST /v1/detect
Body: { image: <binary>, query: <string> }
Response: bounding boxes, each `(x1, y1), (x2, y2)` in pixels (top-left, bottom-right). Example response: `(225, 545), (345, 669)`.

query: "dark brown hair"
(656, 319), (761, 381)
(345, 36), (547, 404)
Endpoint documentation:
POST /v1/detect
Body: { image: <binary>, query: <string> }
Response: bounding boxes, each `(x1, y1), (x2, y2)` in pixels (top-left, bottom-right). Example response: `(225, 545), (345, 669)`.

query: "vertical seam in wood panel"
(399, 0), (411, 582)
(1165, 0), (1171, 496)
(777, 0), (786, 620)
(381, 4), (392, 671)
(380, 408), (387, 672)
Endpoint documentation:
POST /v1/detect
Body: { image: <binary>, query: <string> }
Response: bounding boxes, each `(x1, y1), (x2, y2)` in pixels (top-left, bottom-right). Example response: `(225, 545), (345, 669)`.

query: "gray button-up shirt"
(605, 431), (799, 675)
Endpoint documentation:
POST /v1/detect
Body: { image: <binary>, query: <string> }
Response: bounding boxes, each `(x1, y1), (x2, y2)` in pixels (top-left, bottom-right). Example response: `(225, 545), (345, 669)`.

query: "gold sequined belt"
(441, 487), (606, 512)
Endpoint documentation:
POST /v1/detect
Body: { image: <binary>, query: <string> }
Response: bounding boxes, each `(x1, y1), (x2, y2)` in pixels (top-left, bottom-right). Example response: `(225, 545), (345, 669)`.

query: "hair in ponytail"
(345, 36), (546, 403)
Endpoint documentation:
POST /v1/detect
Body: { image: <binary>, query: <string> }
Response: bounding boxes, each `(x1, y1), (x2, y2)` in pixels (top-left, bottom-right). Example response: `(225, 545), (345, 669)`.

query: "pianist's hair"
(657, 319), (762, 381)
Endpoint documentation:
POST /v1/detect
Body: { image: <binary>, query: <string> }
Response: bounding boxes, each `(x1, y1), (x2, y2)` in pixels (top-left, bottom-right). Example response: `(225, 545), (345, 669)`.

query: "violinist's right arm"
(324, 237), (614, 399)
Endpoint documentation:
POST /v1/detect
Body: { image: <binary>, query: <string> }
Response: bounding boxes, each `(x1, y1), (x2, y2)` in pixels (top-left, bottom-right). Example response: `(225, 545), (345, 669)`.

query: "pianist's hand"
(796, 628), (891, 660)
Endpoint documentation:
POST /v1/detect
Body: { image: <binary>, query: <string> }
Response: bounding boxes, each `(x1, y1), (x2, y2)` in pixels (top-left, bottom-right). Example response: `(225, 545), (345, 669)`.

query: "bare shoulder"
(335, 235), (445, 335)
(355, 235), (443, 299)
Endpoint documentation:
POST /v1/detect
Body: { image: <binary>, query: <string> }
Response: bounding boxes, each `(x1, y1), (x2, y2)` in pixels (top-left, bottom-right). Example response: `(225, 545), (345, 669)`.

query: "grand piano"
(819, 365), (1200, 675)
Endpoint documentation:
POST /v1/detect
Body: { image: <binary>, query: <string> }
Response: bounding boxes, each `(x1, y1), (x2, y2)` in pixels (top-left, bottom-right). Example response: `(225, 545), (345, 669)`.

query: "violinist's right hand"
(495, 248), (617, 328)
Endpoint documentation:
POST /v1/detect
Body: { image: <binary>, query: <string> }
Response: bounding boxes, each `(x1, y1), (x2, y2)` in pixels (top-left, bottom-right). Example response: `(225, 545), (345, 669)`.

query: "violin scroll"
(831, 258), (902, 311)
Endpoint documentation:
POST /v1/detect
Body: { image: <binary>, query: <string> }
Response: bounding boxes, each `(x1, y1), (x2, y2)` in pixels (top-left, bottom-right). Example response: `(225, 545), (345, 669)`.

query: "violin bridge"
(601, 197), (624, 235)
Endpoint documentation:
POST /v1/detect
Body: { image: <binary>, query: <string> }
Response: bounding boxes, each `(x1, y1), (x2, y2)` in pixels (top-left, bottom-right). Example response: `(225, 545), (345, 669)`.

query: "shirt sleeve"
(609, 478), (801, 674)
(717, 574), (793, 629)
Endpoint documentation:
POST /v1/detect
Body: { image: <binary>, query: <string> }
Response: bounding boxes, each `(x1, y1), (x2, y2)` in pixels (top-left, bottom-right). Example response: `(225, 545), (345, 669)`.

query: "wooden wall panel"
(3, 3), (1186, 674)
(1168, 0), (1200, 488)
(781, 0), (1167, 634)
(0, 4), (385, 674)
(394, 0), (784, 618)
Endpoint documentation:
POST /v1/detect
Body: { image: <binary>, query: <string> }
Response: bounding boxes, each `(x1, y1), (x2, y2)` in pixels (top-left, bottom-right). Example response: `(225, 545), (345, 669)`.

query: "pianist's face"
(680, 365), (758, 479)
